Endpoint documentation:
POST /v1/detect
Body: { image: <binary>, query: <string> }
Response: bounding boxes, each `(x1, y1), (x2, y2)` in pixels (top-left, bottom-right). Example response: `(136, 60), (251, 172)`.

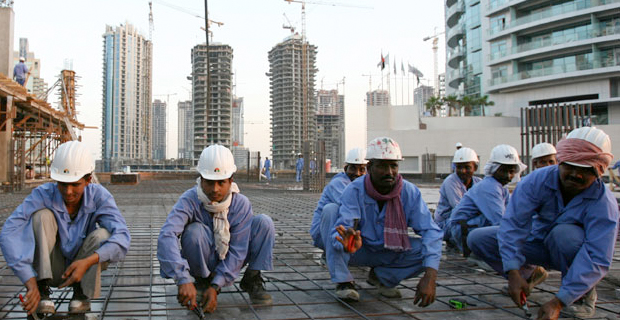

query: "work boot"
(36, 280), (55, 315)
(335, 282), (359, 302)
(501, 266), (548, 296)
(240, 270), (272, 305)
(562, 288), (597, 318)
(366, 268), (401, 298)
(69, 283), (90, 313)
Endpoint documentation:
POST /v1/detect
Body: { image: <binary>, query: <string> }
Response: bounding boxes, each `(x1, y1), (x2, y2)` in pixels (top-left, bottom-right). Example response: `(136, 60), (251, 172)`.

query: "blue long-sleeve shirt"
(435, 173), (482, 229)
(611, 160), (620, 175)
(499, 165), (619, 305)
(296, 158), (304, 171)
(0, 183), (131, 284)
(13, 62), (28, 80)
(331, 177), (443, 270)
(449, 176), (509, 228)
(157, 187), (253, 287)
(309, 172), (352, 245)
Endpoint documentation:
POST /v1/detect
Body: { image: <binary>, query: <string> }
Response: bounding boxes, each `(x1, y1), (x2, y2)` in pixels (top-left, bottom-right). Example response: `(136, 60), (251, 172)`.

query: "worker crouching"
(157, 145), (275, 314)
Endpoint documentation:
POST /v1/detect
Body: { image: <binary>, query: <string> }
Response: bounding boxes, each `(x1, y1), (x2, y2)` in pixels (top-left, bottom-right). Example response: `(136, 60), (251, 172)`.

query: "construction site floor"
(0, 178), (619, 319)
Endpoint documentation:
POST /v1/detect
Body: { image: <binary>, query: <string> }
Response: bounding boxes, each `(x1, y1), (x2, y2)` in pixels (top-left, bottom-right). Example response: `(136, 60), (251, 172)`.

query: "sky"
(11, 0), (445, 160)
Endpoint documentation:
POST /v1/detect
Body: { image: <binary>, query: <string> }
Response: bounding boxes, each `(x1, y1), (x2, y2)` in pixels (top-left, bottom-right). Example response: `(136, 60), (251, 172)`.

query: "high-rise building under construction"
(151, 99), (166, 160)
(268, 34), (318, 169)
(317, 89), (344, 169)
(101, 23), (153, 169)
(192, 43), (233, 158)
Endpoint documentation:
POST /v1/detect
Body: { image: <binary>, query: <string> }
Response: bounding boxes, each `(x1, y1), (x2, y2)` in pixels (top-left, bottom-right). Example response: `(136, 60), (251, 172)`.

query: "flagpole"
(401, 72), (404, 105)
(407, 69), (410, 105)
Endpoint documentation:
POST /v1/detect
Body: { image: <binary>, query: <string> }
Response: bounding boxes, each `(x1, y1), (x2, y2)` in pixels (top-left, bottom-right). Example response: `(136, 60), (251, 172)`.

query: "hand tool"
(346, 219), (359, 252)
(19, 294), (42, 320)
(520, 291), (533, 318)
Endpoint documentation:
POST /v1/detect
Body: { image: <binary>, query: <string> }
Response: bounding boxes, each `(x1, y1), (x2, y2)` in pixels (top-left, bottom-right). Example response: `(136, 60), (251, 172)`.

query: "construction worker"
(531, 142), (557, 169)
(455, 142), (463, 150)
(468, 127), (618, 320)
(309, 148), (367, 251)
(326, 137), (442, 305)
(157, 145), (275, 314)
(447, 144), (525, 256)
(435, 147), (481, 242)
(263, 157), (271, 181)
(296, 154), (304, 182)
(0, 141), (131, 316)
(13, 57), (29, 86)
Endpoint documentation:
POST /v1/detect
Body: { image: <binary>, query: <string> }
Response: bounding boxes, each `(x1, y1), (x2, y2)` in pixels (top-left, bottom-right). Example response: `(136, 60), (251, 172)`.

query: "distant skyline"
(10, 0), (445, 161)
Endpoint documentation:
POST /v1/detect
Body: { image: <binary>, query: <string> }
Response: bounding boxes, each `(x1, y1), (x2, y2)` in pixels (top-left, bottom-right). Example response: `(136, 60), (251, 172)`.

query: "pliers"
(346, 219), (360, 252)
(520, 291), (534, 319)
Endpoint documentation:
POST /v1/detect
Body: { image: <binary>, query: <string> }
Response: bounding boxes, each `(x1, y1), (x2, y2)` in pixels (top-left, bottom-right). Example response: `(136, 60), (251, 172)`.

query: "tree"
(477, 95), (495, 117)
(460, 96), (476, 116)
(424, 96), (443, 117)
(442, 95), (460, 116)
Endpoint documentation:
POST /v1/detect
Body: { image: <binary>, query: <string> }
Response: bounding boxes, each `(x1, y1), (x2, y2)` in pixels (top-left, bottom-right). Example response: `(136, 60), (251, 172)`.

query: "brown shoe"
(240, 270), (272, 305)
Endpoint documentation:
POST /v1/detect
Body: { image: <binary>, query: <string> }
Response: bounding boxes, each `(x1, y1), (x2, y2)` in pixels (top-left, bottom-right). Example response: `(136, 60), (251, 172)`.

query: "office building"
(366, 89), (390, 106)
(177, 100), (193, 159)
(152, 99), (166, 160)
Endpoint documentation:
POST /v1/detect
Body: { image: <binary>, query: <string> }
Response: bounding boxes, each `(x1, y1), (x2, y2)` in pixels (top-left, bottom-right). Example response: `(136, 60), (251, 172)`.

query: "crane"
(199, 19), (224, 42)
(423, 28), (445, 97)
(282, 13), (296, 34)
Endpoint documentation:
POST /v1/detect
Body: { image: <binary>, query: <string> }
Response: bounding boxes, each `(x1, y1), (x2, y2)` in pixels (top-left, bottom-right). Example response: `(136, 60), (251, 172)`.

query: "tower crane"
(200, 19), (224, 42)
(423, 28), (445, 97)
(282, 13), (296, 34)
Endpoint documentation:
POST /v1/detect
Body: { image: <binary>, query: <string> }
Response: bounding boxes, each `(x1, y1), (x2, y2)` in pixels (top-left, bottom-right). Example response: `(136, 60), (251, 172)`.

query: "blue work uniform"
(326, 177), (443, 288)
(264, 159), (271, 181)
(310, 160), (316, 175)
(447, 176), (509, 252)
(296, 158), (304, 182)
(468, 165), (619, 306)
(611, 160), (620, 176)
(0, 183), (131, 284)
(309, 172), (352, 249)
(157, 187), (274, 287)
(435, 173), (482, 239)
(13, 62), (28, 85)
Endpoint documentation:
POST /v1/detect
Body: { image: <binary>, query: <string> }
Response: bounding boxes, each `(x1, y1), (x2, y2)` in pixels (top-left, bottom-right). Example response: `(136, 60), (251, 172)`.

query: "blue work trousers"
(264, 169), (271, 181)
(323, 207), (425, 288)
(315, 203), (340, 250)
(180, 214), (275, 278)
(448, 215), (486, 253)
(467, 224), (583, 277)
(296, 169), (302, 182)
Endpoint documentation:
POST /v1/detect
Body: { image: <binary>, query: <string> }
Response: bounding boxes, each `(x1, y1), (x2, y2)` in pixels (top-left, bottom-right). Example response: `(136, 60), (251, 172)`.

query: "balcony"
(489, 27), (620, 62)
(447, 26), (465, 48)
(489, 0), (620, 36)
(448, 45), (465, 68)
(488, 52), (620, 88)
(447, 0), (465, 28)
(448, 68), (465, 88)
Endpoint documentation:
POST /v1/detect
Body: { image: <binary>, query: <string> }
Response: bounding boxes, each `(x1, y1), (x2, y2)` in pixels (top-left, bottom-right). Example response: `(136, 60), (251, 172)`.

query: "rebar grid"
(0, 179), (616, 319)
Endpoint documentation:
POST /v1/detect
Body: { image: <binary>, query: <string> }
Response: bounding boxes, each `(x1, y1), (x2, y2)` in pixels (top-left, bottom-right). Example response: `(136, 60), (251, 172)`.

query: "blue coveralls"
(468, 165), (619, 306)
(447, 176), (509, 252)
(325, 177), (443, 288)
(13, 62), (28, 86)
(264, 159), (271, 181)
(309, 172), (352, 249)
(611, 160), (620, 176)
(0, 183), (131, 284)
(296, 158), (304, 182)
(157, 187), (275, 287)
(435, 173), (482, 240)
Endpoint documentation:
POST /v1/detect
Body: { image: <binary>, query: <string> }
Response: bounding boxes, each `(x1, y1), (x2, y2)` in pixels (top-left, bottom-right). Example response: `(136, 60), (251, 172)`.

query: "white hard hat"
(531, 142), (557, 159)
(50, 141), (95, 183)
(489, 144), (522, 165)
(563, 126), (611, 168)
(366, 137), (403, 161)
(345, 148), (368, 164)
(455, 142), (463, 148)
(19, 57), (25, 62)
(197, 144), (237, 180)
(453, 147), (478, 163)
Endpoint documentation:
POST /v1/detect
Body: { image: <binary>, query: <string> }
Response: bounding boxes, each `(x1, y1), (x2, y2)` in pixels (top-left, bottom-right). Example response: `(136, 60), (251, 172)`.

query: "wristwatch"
(210, 283), (221, 294)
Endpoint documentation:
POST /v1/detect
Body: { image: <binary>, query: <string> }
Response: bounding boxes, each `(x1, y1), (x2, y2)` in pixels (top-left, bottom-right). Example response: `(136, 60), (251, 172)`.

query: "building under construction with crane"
(268, 34), (318, 170)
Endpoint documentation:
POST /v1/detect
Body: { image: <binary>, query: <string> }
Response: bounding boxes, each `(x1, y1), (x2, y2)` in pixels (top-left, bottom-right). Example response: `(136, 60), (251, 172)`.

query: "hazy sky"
(11, 0), (445, 160)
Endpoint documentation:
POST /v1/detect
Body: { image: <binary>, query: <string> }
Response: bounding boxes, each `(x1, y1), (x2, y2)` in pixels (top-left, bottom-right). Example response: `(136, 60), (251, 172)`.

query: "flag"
(408, 63), (423, 78)
(394, 57), (397, 75)
(417, 75), (420, 86)
(377, 53), (386, 70)
(401, 61), (405, 73)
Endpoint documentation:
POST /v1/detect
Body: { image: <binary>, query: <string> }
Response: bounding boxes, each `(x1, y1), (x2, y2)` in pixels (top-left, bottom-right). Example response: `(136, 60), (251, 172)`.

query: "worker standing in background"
(13, 57), (29, 86)
(447, 144), (526, 256)
(309, 148), (367, 251)
(158, 145), (275, 314)
(0, 141), (131, 316)
(531, 142), (557, 169)
(435, 147), (481, 244)
(468, 127), (618, 320)
(263, 157), (271, 181)
(326, 137), (442, 307)
(296, 154), (304, 182)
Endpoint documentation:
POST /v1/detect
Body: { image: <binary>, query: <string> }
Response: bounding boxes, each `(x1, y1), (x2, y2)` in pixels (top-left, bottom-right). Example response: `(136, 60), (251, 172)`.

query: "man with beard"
(447, 144), (526, 256)
(468, 127), (618, 320)
(325, 137), (442, 306)
(309, 148), (367, 251)
(158, 145), (275, 314)
(435, 147), (481, 242)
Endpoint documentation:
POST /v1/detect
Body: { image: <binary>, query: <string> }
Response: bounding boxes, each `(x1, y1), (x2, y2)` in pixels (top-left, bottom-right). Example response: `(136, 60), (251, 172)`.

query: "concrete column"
(0, 95), (13, 183)
(0, 7), (15, 78)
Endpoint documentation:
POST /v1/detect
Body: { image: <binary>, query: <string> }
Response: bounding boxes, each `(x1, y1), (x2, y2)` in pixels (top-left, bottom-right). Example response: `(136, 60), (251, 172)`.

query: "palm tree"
(424, 96), (442, 117)
(442, 95), (460, 116)
(477, 95), (495, 116)
(460, 96), (475, 116)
